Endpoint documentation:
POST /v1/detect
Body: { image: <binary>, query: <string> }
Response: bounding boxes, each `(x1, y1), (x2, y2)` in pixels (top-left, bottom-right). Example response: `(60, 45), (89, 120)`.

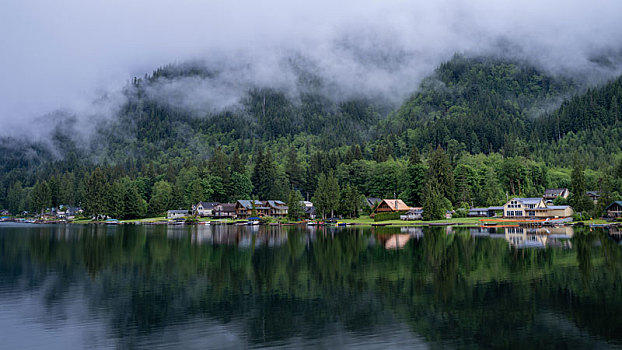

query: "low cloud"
(1, 0), (622, 136)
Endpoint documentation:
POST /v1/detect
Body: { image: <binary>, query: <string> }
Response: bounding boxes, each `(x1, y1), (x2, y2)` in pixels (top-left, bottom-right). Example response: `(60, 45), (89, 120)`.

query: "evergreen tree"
(422, 178), (445, 221)
(123, 183), (146, 219)
(570, 156), (593, 214)
(404, 146), (427, 206)
(6, 181), (23, 215)
(31, 181), (52, 216)
(228, 172), (252, 200)
(312, 173), (340, 219)
(428, 146), (455, 203)
(287, 189), (305, 221)
(149, 180), (172, 216)
(285, 146), (304, 191)
(84, 168), (108, 219)
(106, 180), (126, 219)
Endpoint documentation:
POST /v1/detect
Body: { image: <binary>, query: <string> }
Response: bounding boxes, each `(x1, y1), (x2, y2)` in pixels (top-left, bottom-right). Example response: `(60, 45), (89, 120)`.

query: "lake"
(0, 222), (621, 349)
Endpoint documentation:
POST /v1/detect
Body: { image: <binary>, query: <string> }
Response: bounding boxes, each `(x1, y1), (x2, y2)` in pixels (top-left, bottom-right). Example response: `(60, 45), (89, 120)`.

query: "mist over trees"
(2, 55), (622, 219)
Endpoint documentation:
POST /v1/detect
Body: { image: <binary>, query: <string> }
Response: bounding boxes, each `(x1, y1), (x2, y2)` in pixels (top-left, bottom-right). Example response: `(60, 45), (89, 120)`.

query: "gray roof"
(198, 202), (219, 209)
(236, 200), (264, 209)
(544, 188), (567, 195)
(605, 201), (622, 210)
(366, 197), (382, 207)
(267, 200), (287, 208)
(488, 206), (504, 210)
(470, 208), (490, 212)
(513, 198), (543, 205)
(168, 210), (188, 214)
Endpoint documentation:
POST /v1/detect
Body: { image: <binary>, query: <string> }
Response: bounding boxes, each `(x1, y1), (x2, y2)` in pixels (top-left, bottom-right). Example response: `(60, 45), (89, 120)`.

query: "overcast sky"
(1, 0), (622, 137)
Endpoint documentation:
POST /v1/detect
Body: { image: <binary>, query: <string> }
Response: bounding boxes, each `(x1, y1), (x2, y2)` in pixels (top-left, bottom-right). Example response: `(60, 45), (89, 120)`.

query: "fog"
(1, 0), (622, 138)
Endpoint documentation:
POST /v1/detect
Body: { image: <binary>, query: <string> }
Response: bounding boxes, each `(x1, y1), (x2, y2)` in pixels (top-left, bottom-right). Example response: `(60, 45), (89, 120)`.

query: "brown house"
(374, 199), (411, 214)
(543, 188), (570, 201)
(235, 200), (270, 218)
(605, 201), (622, 218)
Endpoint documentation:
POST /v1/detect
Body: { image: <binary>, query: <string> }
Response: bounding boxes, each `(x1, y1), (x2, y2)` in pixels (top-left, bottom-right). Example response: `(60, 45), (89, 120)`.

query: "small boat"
(199, 221), (211, 225)
(247, 220), (260, 225)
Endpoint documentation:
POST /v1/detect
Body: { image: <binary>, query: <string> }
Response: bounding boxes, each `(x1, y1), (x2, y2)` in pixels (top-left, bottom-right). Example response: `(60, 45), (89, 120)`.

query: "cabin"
(400, 207), (423, 221)
(213, 203), (237, 218)
(167, 210), (189, 219)
(266, 200), (288, 217)
(195, 202), (219, 217)
(235, 200), (270, 218)
(586, 191), (600, 204)
(374, 199), (411, 214)
(543, 188), (570, 201)
(0, 209), (10, 216)
(605, 201), (622, 218)
(503, 198), (573, 218)
(301, 201), (316, 219)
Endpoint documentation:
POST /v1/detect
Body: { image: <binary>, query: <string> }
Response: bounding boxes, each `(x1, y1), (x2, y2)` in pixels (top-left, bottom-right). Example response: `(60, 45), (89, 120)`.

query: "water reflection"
(0, 223), (621, 349)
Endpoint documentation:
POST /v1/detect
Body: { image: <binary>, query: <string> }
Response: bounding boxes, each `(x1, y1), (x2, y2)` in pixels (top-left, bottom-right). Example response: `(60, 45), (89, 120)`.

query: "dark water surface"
(1, 222), (621, 349)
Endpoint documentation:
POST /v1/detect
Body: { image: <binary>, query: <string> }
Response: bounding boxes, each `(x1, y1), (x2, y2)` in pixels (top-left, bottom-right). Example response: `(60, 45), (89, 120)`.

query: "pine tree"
(287, 189), (305, 221)
(6, 181), (23, 215)
(285, 146), (304, 191)
(570, 156), (593, 214)
(404, 146), (427, 206)
(422, 178), (445, 221)
(84, 168), (108, 219)
(31, 181), (52, 216)
(428, 146), (455, 203)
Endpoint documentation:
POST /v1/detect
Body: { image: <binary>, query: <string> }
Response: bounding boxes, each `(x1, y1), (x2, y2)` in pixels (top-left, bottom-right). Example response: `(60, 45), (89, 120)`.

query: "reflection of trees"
(0, 225), (621, 348)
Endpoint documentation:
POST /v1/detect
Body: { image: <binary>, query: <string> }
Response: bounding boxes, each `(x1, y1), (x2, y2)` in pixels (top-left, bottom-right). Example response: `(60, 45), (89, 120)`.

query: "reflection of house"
(195, 202), (219, 217)
(543, 188), (570, 201)
(374, 199), (410, 214)
(167, 210), (189, 219)
(605, 201), (622, 218)
(503, 226), (574, 248)
(503, 198), (573, 218)
(586, 191), (600, 204)
(213, 203), (237, 218)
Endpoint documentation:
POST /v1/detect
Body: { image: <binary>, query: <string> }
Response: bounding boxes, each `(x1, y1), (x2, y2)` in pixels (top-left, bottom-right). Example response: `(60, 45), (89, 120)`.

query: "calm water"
(0, 222), (621, 349)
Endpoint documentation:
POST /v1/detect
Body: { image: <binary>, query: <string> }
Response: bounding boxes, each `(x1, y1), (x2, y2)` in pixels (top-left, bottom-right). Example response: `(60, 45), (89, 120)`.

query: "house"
(195, 202), (220, 217)
(0, 209), (10, 216)
(401, 208), (423, 221)
(468, 208), (490, 217)
(586, 191), (600, 204)
(235, 200), (270, 218)
(167, 210), (189, 219)
(374, 199), (411, 214)
(543, 188), (570, 201)
(605, 201), (622, 218)
(469, 206), (504, 217)
(503, 198), (573, 218)
(301, 201), (316, 219)
(213, 203), (237, 218)
(266, 200), (288, 217)
(366, 197), (382, 209)
(57, 206), (83, 220)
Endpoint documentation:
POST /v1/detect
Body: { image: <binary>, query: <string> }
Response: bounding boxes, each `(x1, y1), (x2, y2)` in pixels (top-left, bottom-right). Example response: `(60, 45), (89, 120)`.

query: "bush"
(374, 211), (404, 222)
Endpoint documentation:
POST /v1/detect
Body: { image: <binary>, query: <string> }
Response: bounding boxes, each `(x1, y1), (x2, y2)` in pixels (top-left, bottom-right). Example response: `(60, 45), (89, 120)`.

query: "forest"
(1, 55), (622, 220)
